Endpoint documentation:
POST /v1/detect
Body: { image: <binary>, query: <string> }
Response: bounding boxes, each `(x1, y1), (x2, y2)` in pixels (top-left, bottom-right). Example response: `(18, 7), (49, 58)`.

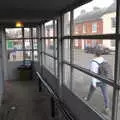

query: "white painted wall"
(102, 12), (116, 50)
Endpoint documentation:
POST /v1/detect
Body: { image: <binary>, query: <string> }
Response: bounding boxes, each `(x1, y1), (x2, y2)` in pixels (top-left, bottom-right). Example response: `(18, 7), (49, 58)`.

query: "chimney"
(93, 7), (100, 11)
(81, 10), (86, 14)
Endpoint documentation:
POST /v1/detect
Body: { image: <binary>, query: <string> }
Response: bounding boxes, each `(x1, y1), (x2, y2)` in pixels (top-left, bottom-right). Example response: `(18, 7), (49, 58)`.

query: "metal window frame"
(40, 1), (120, 120)
(42, 20), (58, 77)
(111, 0), (120, 120)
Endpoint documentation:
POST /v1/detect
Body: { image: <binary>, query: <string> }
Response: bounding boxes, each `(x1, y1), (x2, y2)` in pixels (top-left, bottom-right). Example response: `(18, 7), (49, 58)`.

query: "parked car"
(84, 45), (110, 54)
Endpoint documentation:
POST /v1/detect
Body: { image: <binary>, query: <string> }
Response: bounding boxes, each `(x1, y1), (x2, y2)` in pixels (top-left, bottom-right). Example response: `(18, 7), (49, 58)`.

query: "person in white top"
(84, 50), (110, 114)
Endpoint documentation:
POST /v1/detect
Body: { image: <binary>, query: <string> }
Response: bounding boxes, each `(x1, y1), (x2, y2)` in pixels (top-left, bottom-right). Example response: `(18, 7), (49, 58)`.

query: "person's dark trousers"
(87, 82), (109, 108)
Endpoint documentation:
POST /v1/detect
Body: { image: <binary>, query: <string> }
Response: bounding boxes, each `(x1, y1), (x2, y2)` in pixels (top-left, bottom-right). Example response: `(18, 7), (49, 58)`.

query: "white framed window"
(83, 24), (86, 33)
(92, 23), (97, 33)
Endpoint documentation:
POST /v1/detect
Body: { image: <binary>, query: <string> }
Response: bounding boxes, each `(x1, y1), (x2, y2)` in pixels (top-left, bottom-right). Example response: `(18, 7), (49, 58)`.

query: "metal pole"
(70, 10), (74, 90)
(112, 0), (120, 120)
(22, 28), (25, 64)
(31, 28), (34, 61)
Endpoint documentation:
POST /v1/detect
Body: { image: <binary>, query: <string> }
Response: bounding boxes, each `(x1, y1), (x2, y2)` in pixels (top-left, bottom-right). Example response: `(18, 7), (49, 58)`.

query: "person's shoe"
(102, 107), (111, 115)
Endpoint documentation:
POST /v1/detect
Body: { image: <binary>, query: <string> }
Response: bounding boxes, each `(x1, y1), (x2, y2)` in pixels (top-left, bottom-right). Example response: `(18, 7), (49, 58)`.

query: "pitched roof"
(104, 2), (116, 13)
(75, 2), (116, 24)
(75, 9), (106, 24)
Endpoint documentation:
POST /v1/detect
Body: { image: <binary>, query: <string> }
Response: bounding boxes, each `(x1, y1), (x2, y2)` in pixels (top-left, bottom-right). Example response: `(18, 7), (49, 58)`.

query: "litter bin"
(17, 65), (32, 81)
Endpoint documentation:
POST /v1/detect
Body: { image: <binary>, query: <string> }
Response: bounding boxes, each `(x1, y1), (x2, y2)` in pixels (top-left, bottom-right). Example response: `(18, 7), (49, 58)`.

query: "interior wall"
(7, 61), (23, 80)
(0, 29), (4, 104)
(34, 61), (41, 73)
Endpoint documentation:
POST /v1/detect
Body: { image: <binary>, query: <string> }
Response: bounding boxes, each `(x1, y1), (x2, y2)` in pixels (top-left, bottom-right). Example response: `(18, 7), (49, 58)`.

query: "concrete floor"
(0, 80), (52, 120)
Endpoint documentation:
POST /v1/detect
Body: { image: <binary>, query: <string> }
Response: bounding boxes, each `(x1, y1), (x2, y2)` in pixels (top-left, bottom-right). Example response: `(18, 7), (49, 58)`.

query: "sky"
(45, 0), (115, 24)
(74, 0), (115, 18)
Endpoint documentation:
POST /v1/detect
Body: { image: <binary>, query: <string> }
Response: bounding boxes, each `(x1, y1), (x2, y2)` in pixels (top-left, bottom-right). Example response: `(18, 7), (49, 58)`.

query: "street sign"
(7, 40), (13, 49)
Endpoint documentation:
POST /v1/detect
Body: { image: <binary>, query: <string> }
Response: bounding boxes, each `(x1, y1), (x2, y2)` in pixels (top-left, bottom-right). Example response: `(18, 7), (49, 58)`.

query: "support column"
(0, 28), (5, 104)
(2, 28), (8, 80)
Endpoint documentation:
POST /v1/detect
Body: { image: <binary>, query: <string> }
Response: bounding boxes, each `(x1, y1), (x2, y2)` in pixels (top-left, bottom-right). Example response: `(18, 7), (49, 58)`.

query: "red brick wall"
(73, 19), (103, 48)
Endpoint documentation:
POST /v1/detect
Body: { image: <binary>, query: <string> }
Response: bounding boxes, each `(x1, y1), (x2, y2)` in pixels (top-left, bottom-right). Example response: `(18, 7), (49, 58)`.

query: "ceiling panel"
(0, 0), (90, 24)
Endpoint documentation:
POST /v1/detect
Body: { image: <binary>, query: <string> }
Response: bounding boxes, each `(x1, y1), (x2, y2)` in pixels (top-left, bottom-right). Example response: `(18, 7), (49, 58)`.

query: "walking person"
(84, 50), (112, 115)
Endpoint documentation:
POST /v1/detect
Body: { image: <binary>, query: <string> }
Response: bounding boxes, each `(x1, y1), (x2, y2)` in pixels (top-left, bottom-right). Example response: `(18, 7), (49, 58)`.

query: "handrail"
(36, 72), (75, 120)
(36, 72), (57, 99)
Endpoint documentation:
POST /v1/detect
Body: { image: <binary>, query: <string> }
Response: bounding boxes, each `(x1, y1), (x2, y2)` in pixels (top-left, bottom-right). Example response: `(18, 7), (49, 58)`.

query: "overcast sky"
(45, 0), (115, 24)
(74, 0), (115, 18)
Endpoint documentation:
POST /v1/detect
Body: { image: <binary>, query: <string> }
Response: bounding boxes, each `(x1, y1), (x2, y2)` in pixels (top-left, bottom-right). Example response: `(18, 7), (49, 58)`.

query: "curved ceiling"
(0, 0), (90, 24)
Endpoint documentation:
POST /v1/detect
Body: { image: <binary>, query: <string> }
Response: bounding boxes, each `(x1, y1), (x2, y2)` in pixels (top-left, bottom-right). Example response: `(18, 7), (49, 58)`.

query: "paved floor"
(0, 80), (52, 120)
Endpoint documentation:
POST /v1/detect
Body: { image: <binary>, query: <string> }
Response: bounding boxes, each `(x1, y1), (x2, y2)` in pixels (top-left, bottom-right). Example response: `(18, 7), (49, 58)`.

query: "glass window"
(24, 39), (32, 50)
(8, 51), (23, 61)
(72, 39), (115, 80)
(63, 39), (70, 62)
(34, 51), (38, 61)
(73, 0), (116, 35)
(42, 25), (45, 37)
(92, 23), (97, 33)
(45, 20), (53, 37)
(83, 24), (87, 33)
(33, 39), (38, 50)
(24, 28), (31, 38)
(33, 28), (37, 37)
(64, 12), (70, 36)
(72, 68), (113, 118)
(45, 39), (54, 55)
(6, 40), (23, 50)
(24, 51), (32, 60)
(45, 55), (54, 74)
(54, 20), (57, 37)
(63, 64), (71, 88)
(6, 28), (22, 39)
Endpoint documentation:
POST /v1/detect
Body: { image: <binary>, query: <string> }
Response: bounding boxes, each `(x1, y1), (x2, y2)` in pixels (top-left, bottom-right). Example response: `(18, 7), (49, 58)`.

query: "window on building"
(83, 24), (86, 33)
(111, 17), (116, 28)
(92, 23), (97, 33)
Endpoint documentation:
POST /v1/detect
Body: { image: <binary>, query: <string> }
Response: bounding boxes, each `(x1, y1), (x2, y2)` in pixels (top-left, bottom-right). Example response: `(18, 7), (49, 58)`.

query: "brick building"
(74, 2), (116, 50)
